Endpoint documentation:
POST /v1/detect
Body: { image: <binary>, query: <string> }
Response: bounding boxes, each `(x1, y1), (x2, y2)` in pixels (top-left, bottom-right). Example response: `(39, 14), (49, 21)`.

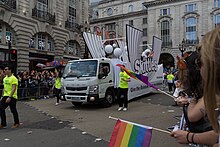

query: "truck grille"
(66, 87), (87, 91)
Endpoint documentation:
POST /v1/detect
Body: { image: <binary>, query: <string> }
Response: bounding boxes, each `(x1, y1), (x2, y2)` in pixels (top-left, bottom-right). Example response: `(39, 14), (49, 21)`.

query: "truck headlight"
(89, 85), (99, 94)
(61, 86), (65, 94)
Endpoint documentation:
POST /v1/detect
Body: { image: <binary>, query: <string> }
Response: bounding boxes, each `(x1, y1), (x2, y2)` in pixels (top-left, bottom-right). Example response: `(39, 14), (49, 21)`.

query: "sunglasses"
(4, 68), (10, 71)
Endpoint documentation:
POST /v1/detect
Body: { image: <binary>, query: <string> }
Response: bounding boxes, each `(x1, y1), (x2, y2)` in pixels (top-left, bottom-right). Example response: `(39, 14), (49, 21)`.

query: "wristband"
(186, 132), (191, 143)
(192, 133), (196, 144)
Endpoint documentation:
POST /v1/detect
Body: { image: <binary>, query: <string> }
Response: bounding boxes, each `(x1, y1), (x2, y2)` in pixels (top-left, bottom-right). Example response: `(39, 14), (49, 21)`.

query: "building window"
(185, 4), (197, 12)
(128, 5), (134, 12)
(214, 0), (220, 8)
(69, 7), (76, 23)
(6, 28), (11, 44)
(29, 33), (54, 51)
(160, 8), (170, 16)
(129, 20), (133, 26)
(38, 33), (45, 50)
(185, 17), (197, 44)
(37, 0), (48, 12)
(29, 37), (35, 48)
(0, 23), (15, 45)
(47, 36), (53, 51)
(214, 13), (220, 26)
(143, 28), (147, 36)
(161, 20), (170, 46)
(143, 18), (148, 24)
(69, 0), (76, 7)
(65, 40), (81, 56)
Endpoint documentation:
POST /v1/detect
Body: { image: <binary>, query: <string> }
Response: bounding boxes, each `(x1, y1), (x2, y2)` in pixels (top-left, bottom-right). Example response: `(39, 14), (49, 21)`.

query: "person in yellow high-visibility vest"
(167, 72), (175, 93)
(54, 71), (62, 106)
(0, 66), (20, 129)
(117, 65), (130, 111)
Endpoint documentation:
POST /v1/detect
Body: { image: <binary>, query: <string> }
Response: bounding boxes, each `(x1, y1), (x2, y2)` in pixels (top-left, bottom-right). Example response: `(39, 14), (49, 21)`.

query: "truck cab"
(61, 58), (117, 107)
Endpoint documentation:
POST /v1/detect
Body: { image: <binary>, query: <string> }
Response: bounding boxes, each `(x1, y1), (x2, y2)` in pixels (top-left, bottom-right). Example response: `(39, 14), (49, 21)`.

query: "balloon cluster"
(104, 44), (124, 58)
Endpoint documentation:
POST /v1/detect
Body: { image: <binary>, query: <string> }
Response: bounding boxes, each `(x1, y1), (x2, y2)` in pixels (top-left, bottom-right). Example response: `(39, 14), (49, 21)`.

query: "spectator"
(200, 26), (220, 146)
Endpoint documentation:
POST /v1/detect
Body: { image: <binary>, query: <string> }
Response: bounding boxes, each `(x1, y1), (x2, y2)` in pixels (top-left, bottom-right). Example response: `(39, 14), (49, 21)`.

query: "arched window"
(214, 13), (220, 27)
(0, 22), (16, 45)
(161, 20), (171, 47)
(128, 5), (134, 12)
(65, 40), (81, 56)
(29, 33), (54, 51)
(185, 17), (197, 44)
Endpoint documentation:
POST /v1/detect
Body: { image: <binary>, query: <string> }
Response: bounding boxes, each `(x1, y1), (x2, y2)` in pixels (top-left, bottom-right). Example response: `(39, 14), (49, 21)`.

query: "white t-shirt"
(173, 88), (183, 97)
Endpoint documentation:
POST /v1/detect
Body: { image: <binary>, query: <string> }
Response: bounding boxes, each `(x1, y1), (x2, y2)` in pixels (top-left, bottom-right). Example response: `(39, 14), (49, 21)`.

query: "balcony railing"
(162, 41), (172, 48)
(32, 7), (55, 24)
(65, 20), (82, 33)
(0, 0), (16, 11)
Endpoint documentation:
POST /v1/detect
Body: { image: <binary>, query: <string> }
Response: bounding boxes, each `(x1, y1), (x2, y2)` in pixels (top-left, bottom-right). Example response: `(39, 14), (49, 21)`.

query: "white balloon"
(113, 48), (122, 58)
(112, 43), (117, 48)
(105, 45), (113, 54)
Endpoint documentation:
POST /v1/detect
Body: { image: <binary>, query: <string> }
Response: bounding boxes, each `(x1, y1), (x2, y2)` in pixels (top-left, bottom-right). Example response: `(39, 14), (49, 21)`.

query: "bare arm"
(9, 84), (16, 98)
(193, 130), (218, 145)
(187, 97), (206, 122)
(170, 130), (218, 145)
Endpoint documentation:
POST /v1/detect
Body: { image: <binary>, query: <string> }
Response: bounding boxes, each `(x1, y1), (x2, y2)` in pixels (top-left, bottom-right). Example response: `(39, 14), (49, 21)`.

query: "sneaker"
(55, 103), (59, 106)
(118, 107), (123, 111)
(11, 124), (20, 129)
(0, 125), (6, 129)
(123, 108), (127, 111)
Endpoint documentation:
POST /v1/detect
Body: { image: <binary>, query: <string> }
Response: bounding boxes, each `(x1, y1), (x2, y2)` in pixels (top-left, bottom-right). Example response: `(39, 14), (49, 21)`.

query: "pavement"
(0, 90), (188, 147)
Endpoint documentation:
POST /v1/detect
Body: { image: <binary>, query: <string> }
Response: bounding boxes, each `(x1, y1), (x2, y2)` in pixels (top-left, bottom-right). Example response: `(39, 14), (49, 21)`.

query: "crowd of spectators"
(0, 69), (57, 99)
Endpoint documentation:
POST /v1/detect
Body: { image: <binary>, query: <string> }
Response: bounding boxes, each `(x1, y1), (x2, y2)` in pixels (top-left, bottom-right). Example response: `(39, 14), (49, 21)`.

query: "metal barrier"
(0, 82), (55, 100)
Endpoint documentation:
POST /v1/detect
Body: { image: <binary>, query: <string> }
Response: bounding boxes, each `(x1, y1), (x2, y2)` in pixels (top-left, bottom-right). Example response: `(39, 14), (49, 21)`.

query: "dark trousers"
(168, 83), (173, 92)
(55, 88), (61, 103)
(0, 96), (19, 126)
(117, 88), (128, 108)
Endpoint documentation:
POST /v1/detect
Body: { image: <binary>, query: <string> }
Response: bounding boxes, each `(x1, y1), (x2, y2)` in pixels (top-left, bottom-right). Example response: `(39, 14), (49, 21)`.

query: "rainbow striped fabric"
(109, 120), (152, 147)
(116, 64), (159, 90)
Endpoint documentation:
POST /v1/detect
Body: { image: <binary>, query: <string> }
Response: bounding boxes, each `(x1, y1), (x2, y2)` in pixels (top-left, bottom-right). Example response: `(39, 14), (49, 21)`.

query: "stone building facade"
(90, 0), (220, 68)
(0, 0), (89, 72)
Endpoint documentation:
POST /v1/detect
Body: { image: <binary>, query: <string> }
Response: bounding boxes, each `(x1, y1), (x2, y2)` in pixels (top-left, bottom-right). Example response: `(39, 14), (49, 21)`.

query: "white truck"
(61, 58), (163, 107)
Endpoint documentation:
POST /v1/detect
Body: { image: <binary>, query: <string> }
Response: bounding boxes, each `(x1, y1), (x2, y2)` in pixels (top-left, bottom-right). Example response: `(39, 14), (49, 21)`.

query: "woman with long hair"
(200, 26), (220, 146)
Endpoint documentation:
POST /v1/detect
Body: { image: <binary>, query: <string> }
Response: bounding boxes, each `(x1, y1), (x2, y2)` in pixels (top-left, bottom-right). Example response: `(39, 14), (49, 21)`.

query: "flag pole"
(156, 89), (177, 101)
(109, 116), (170, 134)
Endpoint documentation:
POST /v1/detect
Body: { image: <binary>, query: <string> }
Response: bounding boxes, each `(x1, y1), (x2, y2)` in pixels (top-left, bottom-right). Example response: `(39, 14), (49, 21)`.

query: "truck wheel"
(71, 102), (83, 106)
(103, 90), (114, 107)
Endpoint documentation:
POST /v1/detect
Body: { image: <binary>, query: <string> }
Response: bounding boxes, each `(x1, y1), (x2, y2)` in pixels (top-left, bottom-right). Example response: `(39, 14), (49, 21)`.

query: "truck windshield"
(63, 60), (98, 78)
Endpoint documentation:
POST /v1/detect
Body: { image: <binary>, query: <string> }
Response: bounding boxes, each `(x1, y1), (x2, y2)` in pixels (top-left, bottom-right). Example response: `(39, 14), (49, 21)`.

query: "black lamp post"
(83, 21), (89, 59)
(179, 39), (186, 57)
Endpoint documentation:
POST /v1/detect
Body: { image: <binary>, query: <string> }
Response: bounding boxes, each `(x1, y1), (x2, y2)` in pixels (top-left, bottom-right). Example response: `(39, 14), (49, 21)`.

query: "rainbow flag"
(109, 119), (152, 147)
(116, 64), (159, 90)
